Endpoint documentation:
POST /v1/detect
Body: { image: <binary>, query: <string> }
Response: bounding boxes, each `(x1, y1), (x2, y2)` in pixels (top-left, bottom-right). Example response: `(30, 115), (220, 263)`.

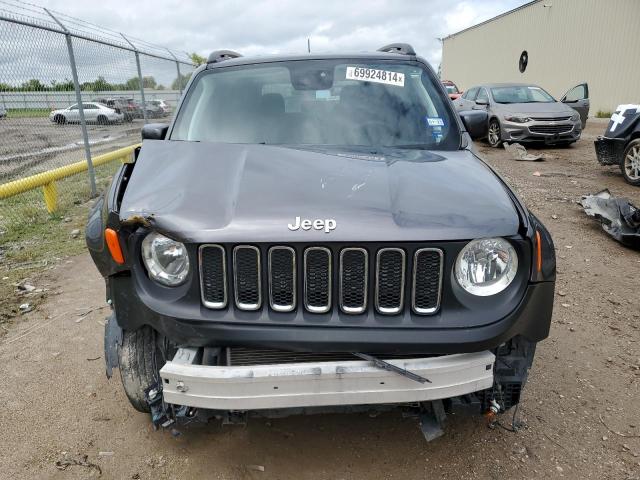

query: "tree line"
(0, 73), (191, 92)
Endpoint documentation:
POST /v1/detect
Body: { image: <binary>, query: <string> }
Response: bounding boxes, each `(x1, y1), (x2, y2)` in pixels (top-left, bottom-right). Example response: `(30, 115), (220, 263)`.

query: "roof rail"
(377, 43), (416, 56)
(207, 50), (243, 63)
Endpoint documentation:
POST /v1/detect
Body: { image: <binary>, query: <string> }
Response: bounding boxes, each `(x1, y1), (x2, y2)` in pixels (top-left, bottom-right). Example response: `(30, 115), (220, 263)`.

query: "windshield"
(171, 59), (459, 150)
(491, 85), (555, 104)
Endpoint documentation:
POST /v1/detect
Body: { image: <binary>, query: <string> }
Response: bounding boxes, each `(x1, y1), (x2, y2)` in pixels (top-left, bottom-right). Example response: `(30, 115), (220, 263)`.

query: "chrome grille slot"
(233, 246), (261, 310)
(375, 248), (405, 314)
(339, 248), (368, 314)
(529, 124), (573, 134)
(412, 248), (443, 314)
(268, 246), (296, 312)
(199, 244), (227, 309)
(529, 116), (571, 122)
(304, 247), (331, 313)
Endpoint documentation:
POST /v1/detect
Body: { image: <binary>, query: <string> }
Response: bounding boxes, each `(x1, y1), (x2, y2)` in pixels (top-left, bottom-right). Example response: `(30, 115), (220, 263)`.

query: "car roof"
(475, 82), (541, 88)
(205, 51), (422, 69)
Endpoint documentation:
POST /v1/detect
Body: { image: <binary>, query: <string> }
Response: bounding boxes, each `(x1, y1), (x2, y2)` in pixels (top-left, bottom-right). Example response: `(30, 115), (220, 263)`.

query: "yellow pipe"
(0, 144), (141, 200)
(42, 182), (58, 213)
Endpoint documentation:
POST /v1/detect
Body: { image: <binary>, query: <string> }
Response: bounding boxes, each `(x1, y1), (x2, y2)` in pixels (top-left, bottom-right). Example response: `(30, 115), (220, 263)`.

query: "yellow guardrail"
(0, 143), (140, 213)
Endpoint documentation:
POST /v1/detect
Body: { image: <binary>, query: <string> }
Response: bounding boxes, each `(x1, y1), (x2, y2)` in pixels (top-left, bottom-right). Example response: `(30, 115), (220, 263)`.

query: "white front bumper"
(160, 350), (495, 410)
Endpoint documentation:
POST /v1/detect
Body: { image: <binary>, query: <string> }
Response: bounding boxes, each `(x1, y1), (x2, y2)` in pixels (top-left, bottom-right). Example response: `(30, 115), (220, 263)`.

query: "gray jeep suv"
(86, 44), (555, 439)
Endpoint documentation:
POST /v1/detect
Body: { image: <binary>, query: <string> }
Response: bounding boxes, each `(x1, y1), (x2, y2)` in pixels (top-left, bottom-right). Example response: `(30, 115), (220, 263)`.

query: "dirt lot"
(1, 119), (639, 479)
(0, 117), (143, 179)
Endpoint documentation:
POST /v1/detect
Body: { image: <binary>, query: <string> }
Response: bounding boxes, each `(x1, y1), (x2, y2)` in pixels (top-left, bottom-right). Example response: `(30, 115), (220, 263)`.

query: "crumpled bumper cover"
(594, 137), (626, 166)
(160, 349), (495, 410)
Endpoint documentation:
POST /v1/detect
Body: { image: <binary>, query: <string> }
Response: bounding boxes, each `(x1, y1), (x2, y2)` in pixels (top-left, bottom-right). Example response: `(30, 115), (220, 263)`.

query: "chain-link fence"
(0, 1), (195, 232)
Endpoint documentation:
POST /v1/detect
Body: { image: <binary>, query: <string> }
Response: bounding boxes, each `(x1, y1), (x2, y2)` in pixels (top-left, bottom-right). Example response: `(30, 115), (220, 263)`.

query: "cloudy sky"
(36, 0), (527, 68)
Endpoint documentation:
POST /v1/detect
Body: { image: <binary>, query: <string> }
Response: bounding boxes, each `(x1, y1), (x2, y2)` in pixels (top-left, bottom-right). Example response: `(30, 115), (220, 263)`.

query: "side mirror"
(141, 123), (169, 140)
(475, 99), (488, 106)
(459, 110), (488, 140)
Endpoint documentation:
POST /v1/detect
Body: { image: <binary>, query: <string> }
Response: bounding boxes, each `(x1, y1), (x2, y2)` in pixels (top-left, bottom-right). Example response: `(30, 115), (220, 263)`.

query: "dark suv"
(87, 44), (555, 438)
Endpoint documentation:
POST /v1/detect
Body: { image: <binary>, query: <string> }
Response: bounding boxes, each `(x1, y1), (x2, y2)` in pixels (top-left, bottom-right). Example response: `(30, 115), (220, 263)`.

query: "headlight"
(454, 238), (518, 296)
(570, 112), (580, 121)
(141, 232), (190, 286)
(504, 115), (531, 123)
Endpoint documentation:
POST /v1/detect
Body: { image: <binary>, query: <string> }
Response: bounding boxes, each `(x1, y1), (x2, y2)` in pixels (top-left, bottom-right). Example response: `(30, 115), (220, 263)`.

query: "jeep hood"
(119, 141), (521, 242)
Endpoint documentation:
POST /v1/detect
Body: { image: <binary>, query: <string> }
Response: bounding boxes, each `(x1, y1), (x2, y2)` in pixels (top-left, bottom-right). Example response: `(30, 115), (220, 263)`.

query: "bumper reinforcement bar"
(159, 348), (495, 410)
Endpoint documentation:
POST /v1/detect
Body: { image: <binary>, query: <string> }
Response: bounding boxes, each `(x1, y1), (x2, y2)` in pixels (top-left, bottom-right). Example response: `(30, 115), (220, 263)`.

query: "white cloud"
(32, 0), (528, 68)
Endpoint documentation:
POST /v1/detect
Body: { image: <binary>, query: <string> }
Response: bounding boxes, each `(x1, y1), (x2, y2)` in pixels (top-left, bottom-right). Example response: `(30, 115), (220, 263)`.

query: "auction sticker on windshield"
(346, 66), (405, 87)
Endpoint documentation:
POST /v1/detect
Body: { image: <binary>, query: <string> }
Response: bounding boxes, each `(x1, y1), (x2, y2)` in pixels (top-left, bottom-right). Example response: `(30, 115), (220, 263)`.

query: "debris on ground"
(55, 452), (102, 476)
(504, 142), (544, 161)
(70, 229), (81, 238)
(19, 303), (32, 313)
(579, 189), (640, 249)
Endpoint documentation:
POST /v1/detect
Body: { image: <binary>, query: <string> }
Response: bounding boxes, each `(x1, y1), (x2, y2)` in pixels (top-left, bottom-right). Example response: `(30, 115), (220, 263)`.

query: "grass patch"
(596, 110), (613, 119)
(5, 108), (51, 119)
(0, 160), (121, 330)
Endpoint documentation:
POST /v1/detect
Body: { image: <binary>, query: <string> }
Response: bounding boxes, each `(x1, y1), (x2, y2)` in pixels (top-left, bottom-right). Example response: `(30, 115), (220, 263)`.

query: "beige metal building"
(441, 0), (640, 114)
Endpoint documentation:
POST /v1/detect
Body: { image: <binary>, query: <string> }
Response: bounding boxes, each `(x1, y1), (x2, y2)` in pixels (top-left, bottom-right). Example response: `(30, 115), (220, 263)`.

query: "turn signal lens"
(105, 228), (125, 264)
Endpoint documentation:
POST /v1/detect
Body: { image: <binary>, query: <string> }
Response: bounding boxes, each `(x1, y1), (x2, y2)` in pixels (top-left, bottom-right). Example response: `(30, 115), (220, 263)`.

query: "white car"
(49, 102), (124, 125)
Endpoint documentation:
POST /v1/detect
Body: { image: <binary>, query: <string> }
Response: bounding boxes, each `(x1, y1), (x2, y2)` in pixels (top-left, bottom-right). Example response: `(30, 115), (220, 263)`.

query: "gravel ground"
(0, 119), (639, 479)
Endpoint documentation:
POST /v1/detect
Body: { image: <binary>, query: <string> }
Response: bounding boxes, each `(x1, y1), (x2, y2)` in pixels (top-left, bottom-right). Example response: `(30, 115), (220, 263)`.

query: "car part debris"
(503, 142), (544, 161)
(352, 352), (431, 384)
(579, 189), (640, 249)
(103, 314), (122, 379)
(419, 400), (447, 441)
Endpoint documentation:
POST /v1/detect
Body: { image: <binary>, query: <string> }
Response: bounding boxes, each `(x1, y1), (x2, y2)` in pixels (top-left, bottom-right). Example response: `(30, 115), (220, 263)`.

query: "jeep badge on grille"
(288, 217), (337, 233)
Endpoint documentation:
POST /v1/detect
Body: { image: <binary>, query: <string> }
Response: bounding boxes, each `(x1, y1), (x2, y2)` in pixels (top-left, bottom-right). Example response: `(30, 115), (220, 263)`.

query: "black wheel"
(97, 115), (108, 125)
(621, 138), (640, 186)
(54, 114), (66, 125)
(118, 325), (169, 412)
(487, 119), (502, 147)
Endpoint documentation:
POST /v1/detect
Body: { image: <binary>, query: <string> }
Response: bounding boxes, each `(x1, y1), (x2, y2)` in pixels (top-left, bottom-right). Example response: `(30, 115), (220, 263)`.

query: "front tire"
(621, 139), (640, 186)
(97, 115), (108, 125)
(487, 119), (502, 147)
(54, 114), (66, 125)
(118, 326), (166, 412)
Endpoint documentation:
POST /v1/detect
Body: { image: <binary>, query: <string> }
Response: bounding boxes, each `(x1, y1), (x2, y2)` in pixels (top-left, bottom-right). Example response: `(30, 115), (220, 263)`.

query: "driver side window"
(464, 87), (479, 101)
(476, 88), (489, 103)
(564, 84), (587, 102)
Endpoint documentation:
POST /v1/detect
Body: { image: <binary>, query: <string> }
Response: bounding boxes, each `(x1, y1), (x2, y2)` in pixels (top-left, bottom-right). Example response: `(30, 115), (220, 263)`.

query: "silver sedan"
(49, 102), (124, 125)
(454, 83), (589, 147)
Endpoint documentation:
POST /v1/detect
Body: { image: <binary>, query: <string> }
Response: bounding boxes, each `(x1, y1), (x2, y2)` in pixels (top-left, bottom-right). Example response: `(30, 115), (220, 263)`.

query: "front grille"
(233, 246), (262, 310)
(375, 248), (406, 314)
(339, 248), (368, 313)
(529, 116), (571, 122)
(412, 249), (443, 314)
(268, 246), (296, 312)
(199, 245), (227, 308)
(304, 247), (332, 313)
(199, 245), (444, 316)
(529, 124), (573, 135)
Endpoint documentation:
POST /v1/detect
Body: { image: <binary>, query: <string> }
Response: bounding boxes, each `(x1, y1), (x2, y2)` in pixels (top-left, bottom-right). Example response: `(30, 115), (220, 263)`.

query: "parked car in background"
(595, 104), (640, 186)
(49, 102), (124, 125)
(143, 101), (165, 119)
(95, 97), (142, 121)
(0, 105), (6, 119)
(455, 83), (589, 147)
(147, 99), (170, 116)
(442, 80), (462, 100)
